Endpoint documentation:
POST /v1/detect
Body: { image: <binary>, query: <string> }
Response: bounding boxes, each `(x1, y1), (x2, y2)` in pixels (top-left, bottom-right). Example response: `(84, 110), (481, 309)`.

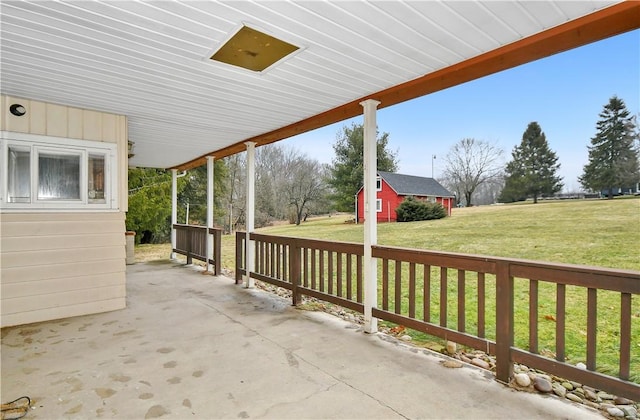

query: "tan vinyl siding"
(1, 95), (130, 327)
(0, 212), (126, 327)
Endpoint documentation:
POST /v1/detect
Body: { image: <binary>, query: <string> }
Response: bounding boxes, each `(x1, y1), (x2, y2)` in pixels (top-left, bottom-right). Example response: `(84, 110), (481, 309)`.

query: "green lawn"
(257, 197), (640, 270)
(137, 197), (640, 381)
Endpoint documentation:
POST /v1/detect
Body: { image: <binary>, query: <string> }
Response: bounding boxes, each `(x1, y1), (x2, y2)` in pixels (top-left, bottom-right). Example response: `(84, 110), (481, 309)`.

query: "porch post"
(170, 168), (177, 259)
(206, 156), (215, 273)
(361, 98), (380, 334)
(245, 142), (256, 288)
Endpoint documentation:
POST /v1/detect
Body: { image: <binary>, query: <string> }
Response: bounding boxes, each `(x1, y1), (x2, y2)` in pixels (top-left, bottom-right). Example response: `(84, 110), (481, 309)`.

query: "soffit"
(0, 1), (636, 169)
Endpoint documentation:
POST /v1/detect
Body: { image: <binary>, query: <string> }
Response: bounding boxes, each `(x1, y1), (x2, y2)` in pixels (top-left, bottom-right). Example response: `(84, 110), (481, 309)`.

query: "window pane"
(7, 147), (30, 203)
(38, 152), (80, 200)
(88, 154), (106, 203)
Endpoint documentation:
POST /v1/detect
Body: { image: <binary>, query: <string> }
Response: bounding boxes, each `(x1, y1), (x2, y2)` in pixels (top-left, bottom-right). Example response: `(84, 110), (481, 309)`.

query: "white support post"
(361, 98), (380, 334)
(170, 169), (178, 259)
(245, 142), (256, 288)
(206, 156), (215, 273)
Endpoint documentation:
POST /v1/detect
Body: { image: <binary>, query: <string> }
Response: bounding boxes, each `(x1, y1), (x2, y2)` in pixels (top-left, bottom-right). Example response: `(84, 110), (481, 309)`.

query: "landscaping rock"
(598, 392), (615, 400)
(584, 401), (600, 410)
(606, 407), (626, 417)
(514, 373), (531, 387)
(471, 358), (490, 370)
(617, 406), (637, 418)
(569, 381), (582, 389)
(615, 397), (634, 405)
(566, 393), (584, 404)
(561, 381), (574, 391)
(583, 388), (599, 402)
(459, 354), (472, 364)
(446, 341), (456, 354)
(551, 383), (566, 398)
(533, 377), (552, 393)
(400, 334), (412, 341)
(576, 362), (587, 370)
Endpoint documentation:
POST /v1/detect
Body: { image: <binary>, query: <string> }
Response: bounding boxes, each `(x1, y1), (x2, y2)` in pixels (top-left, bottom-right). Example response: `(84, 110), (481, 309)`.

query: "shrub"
(395, 196), (447, 222)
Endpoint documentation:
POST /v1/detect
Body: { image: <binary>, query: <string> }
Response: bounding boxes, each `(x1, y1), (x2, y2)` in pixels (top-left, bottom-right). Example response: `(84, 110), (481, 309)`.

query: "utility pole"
(432, 154), (436, 178)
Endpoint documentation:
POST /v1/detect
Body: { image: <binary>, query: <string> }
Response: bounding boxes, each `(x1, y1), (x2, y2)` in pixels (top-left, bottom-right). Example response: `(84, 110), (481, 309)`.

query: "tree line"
(127, 95), (639, 242)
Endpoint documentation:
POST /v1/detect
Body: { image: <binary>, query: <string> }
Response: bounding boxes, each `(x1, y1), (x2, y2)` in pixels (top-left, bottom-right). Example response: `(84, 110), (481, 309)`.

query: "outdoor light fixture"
(128, 140), (135, 158)
(9, 104), (26, 116)
(210, 25), (300, 72)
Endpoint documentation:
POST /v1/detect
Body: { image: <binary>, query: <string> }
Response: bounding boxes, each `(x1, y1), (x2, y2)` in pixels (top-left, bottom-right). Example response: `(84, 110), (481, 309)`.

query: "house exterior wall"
(1, 95), (128, 327)
(356, 180), (454, 223)
(356, 179), (403, 223)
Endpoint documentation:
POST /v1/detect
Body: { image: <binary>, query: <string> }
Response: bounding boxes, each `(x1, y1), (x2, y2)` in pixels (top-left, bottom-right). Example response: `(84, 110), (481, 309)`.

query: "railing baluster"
(440, 267), (448, 327)
(382, 258), (389, 311)
(337, 252), (343, 297)
(477, 272), (485, 338)
(282, 244), (288, 282)
(319, 250), (325, 293)
(409, 262), (416, 318)
(346, 254), (353, 300)
(356, 254), (363, 304)
(556, 283), (566, 362)
(311, 249), (317, 290)
(424, 265), (431, 323)
(328, 251), (334, 295)
(620, 292), (631, 380)
(303, 248), (309, 288)
(395, 260), (402, 314)
(586, 288), (597, 370)
(529, 279), (539, 353)
(270, 242), (275, 277)
(458, 269), (466, 332)
(291, 241), (301, 305)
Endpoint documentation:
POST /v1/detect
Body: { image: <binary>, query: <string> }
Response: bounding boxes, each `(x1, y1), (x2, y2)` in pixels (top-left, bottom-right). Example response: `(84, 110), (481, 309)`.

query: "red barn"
(356, 171), (455, 223)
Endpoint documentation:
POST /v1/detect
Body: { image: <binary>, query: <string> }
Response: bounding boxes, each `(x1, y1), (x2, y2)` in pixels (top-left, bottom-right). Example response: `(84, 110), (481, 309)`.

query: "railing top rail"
(239, 231), (364, 255)
(374, 244), (640, 293)
(173, 223), (206, 229)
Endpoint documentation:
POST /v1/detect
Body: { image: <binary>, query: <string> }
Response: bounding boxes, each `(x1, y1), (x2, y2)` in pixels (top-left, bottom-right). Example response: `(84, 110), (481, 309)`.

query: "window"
(376, 177), (382, 191)
(38, 150), (81, 200)
(376, 199), (382, 212)
(7, 145), (30, 203)
(88, 153), (106, 203)
(1, 132), (118, 210)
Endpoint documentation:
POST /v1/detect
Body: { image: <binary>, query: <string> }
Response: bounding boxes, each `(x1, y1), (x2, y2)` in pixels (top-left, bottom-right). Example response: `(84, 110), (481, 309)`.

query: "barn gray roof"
(378, 171), (454, 197)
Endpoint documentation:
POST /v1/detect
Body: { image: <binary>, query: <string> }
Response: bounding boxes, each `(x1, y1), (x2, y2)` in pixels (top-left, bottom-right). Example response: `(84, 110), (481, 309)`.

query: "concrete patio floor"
(1, 261), (602, 419)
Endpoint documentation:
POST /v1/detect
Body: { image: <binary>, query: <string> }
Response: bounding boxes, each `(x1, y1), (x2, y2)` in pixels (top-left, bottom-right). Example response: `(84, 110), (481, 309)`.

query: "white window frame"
(0, 131), (118, 211)
(376, 198), (382, 212)
(376, 177), (382, 191)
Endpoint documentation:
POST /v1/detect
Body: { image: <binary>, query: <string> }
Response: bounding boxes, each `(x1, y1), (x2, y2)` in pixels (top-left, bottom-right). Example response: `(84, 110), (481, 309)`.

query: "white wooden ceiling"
(0, 0), (625, 169)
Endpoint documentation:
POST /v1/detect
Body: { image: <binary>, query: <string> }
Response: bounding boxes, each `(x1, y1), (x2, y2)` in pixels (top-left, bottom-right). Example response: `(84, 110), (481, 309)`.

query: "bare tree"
(443, 138), (504, 207)
(284, 157), (328, 225)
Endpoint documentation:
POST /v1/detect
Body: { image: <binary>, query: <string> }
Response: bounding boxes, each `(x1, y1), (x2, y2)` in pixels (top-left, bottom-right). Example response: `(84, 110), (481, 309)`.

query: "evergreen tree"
(329, 123), (398, 212)
(500, 122), (563, 203)
(579, 96), (640, 198)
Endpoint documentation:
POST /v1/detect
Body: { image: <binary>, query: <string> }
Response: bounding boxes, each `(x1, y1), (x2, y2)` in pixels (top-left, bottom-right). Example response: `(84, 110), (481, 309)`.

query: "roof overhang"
(1, 1), (638, 171)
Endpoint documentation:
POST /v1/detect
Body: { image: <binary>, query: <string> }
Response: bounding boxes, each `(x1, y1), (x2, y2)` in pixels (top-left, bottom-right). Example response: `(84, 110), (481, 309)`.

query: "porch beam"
(245, 142), (256, 288)
(362, 99), (381, 334)
(206, 156), (215, 273)
(170, 169), (178, 259)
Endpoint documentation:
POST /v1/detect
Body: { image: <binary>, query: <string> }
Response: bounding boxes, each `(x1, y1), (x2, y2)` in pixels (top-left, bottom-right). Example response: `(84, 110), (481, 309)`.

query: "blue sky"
(284, 29), (639, 193)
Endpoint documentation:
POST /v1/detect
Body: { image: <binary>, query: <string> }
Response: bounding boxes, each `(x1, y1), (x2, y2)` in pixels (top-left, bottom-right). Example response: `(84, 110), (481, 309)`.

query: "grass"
(136, 197), (640, 382)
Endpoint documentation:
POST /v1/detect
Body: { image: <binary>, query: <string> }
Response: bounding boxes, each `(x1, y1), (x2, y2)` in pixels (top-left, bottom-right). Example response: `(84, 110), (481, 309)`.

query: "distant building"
(600, 184), (640, 197)
(356, 171), (455, 223)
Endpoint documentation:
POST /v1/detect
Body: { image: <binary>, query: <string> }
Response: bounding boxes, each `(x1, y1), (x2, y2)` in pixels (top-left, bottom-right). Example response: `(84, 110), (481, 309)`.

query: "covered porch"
(1, 261), (602, 419)
(1, 1), (639, 417)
